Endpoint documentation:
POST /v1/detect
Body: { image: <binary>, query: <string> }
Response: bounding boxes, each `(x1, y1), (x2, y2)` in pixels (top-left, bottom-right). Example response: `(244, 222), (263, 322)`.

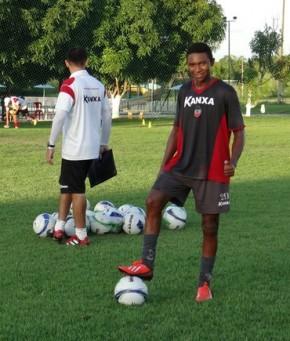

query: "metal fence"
(1, 1), (290, 120)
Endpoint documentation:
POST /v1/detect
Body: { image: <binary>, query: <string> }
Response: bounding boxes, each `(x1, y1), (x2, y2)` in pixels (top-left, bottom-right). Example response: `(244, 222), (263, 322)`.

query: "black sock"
(198, 256), (216, 287)
(141, 234), (159, 270)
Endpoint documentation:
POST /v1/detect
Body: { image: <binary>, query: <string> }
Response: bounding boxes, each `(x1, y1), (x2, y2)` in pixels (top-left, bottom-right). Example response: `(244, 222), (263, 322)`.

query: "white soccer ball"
(104, 207), (124, 233)
(85, 216), (91, 233)
(64, 216), (75, 237)
(163, 204), (187, 230)
(64, 216), (90, 237)
(118, 204), (135, 215)
(33, 213), (56, 237)
(123, 210), (145, 235)
(94, 200), (115, 213)
(70, 198), (90, 214)
(86, 209), (95, 219)
(51, 212), (59, 219)
(90, 211), (112, 234)
(131, 206), (146, 218)
(114, 276), (148, 305)
(120, 205), (146, 218)
(85, 209), (95, 229)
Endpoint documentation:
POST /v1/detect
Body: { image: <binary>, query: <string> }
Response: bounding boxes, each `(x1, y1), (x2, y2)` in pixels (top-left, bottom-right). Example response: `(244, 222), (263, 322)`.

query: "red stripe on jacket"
(60, 78), (75, 102)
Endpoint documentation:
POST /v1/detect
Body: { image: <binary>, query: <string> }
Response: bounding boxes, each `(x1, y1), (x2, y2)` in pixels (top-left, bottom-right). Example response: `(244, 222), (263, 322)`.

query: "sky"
(214, 0), (289, 60)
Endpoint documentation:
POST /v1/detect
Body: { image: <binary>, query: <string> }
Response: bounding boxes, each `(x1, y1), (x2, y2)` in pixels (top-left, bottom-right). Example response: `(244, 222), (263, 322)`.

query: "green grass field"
(0, 116), (289, 341)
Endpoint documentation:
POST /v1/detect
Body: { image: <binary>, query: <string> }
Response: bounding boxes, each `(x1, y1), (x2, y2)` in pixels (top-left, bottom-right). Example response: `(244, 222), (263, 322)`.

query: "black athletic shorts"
(152, 171), (230, 214)
(59, 159), (93, 194)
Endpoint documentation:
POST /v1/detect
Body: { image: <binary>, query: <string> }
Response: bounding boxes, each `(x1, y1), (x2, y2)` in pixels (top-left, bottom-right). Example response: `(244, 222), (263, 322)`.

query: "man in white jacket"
(46, 47), (112, 246)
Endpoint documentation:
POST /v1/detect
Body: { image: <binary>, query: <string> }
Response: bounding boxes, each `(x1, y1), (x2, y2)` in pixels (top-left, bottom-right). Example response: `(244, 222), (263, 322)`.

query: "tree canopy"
(0, 0), (226, 94)
(250, 24), (281, 82)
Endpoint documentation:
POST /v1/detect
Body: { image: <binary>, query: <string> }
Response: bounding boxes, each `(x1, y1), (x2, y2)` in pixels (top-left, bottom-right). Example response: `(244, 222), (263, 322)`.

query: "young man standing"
(46, 47), (112, 246)
(118, 42), (245, 301)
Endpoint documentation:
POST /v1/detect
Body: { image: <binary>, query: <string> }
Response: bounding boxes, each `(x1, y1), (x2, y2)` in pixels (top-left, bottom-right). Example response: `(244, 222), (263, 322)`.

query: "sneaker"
(53, 229), (64, 243)
(4, 125), (10, 128)
(65, 235), (90, 246)
(195, 282), (212, 302)
(118, 260), (153, 280)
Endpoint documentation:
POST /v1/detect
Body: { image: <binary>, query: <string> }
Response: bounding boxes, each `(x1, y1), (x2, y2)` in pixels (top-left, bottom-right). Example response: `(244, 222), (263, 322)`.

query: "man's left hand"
(99, 145), (109, 156)
(224, 160), (235, 177)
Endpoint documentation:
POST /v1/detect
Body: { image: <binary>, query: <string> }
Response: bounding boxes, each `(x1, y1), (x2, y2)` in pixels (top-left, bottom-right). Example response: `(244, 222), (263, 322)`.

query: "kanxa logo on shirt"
(84, 95), (101, 103)
(184, 96), (214, 107)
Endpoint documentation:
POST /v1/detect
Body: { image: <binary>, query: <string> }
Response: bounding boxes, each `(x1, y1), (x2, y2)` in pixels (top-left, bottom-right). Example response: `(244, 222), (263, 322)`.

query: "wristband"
(47, 142), (55, 148)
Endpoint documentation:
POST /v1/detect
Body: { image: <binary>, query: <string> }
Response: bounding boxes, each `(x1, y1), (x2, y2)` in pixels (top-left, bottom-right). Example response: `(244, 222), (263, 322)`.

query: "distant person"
(118, 42), (245, 301)
(46, 47), (112, 246)
(3, 96), (37, 128)
(1, 96), (5, 121)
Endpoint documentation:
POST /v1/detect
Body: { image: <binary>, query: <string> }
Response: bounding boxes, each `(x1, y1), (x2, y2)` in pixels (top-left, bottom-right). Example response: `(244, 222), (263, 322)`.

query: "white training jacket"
(49, 69), (112, 160)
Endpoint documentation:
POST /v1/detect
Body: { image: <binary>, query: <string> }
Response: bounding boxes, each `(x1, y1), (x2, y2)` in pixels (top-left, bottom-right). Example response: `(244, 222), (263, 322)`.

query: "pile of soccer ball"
(33, 200), (187, 239)
(33, 200), (147, 238)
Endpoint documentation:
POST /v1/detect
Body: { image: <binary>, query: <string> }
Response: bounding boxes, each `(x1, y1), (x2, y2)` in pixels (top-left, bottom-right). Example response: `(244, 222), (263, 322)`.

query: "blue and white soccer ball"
(125, 205), (146, 218)
(162, 204), (187, 230)
(85, 209), (95, 226)
(122, 210), (145, 235)
(94, 200), (115, 213)
(90, 211), (112, 234)
(33, 213), (56, 237)
(104, 207), (124, 233)
(91, 207), (124, 234)
(51, 212), (59, 219)
(134, 207), (146, 218)
(114, 276), (148, 305)
(118, 204), (135, 215)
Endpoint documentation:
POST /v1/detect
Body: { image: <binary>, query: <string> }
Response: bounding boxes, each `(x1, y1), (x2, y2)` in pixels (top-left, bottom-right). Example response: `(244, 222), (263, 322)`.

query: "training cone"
(148, 121), (152, 128)
(142, 119), (146, 126)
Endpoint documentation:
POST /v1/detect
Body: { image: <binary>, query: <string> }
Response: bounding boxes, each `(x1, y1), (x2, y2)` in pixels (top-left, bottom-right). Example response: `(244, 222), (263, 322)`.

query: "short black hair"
(186, 42), (213, 61)
(65, 47), (88, 65)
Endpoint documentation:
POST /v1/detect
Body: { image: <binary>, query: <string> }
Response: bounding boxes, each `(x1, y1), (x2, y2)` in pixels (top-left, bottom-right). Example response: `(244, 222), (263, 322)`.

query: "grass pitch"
(0, 116), (289, 341)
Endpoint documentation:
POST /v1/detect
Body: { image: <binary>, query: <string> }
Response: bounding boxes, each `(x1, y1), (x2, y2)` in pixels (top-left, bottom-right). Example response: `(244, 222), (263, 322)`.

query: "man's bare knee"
(146, 190), (169, 212)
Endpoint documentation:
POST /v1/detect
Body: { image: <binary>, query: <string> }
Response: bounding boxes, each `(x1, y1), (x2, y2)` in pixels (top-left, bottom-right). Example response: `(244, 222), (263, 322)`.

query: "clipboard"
(87, 149), (117, 188)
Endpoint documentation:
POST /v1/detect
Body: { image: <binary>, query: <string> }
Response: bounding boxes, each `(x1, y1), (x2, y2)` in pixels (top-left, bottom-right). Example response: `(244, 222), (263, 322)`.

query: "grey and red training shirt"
(164, 78), (245, 183)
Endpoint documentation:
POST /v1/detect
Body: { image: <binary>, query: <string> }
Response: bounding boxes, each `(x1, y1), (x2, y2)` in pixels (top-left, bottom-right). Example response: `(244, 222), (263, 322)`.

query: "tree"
(212, 57), (258, 101)
(0, 0), (52, 93)
(90, 0), (226, 117)
(270, 55), (290, 84)
(27, 0), (104, 83)
(1, 0), (226, 116)
(250, 24), (281, 82)
(0, 0), (104, 93)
